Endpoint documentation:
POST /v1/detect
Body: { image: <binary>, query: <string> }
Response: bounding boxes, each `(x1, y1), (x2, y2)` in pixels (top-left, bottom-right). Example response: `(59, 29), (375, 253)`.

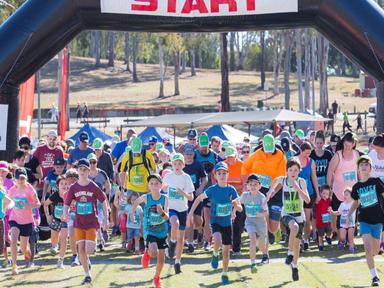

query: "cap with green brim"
(199, 134), (209, 148)
(172, 153), (185, 163)
(92, 138), (103, 150)
(263, 134), (276, 153)
(156, 142), (164, 152)
(357, 155), (372, 166)
(295, 129), (305, 139)
(224, 146), (236, 158)
(131, 137), (143, 154)
(87, 153), (97, 161)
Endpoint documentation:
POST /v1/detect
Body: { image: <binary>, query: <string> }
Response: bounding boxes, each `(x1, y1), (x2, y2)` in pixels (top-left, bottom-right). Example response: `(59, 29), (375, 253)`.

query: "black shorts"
(146, 235), (168, 250)
(317, 224), (332, 237)
(9, 221), (33, 237)
(282, 215), (304, 240)
(211, 223), (232, 246)
(331, 194), (343, 229)
(203, 198), (211, 208)
(304, 194), (317, 209)
(188, 200), (204, 216)
(169, 210), (187, 231)
(109, 194), (115, 204)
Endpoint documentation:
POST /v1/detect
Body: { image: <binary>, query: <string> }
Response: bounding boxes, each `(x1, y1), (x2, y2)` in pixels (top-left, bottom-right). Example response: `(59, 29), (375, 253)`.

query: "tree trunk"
(220, 33), (230, 112)
(296, 29), (304, 112)
(230, 32), (236, 71)
(304, 29), (311, 110)
(94, 31), (101, 67)
(260, 31), (266, 90)
(284, 31), (292, 110)
(159, 38), (165, 98)
(132, 32), (139, 82)
(124, 32), (131, 72)
(311, 32), (317, 114)
(174, 50), (180, 96)
(319, 35), (330, 116)
(180, 50), (186, 74)
(340, 53), (346, 76)
(190, 49), (196, 76)
(108, 32), (115, 67)
(272, 31), (282, 96)
(195, 49), (200, 68)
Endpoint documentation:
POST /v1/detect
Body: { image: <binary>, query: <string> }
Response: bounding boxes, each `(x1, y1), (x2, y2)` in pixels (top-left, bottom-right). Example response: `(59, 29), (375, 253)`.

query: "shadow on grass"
(198, 275), (253, 288)
(10, 276), (79, 286)
(269, 281), (291, 288)
(195, 264), (249, 276)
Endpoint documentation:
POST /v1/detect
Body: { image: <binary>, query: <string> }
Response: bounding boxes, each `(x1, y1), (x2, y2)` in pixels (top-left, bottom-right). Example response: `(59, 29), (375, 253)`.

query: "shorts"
(360, 222), (383, 240)
(74, 228), (97, 243)
(268, 204), (282, 221)
(0, 219), (4, 252)
(317, 224), (332, 237)
(50, 218), (68, 231)
(282, 215), (304, 240)
(146, 234), (168, 250)
(9, 221), (33, 237)
(245, 220), (267, 241)
(119, 213), (128, 233)
(127, 228), (140, 240)
(109, 194), (115, 204)
(188, 200), (203, 216)
(303, 194), (316, 209)
(331, 194), (343, 229)
(169, 210), (187, 231)
(203, 198), (211, 208)
(211, 223), (232, 246)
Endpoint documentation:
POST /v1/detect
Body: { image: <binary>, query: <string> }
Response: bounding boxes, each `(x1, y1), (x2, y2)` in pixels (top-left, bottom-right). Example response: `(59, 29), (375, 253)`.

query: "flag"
(19, 74), (36, 137)
(60, 48), (68, 140)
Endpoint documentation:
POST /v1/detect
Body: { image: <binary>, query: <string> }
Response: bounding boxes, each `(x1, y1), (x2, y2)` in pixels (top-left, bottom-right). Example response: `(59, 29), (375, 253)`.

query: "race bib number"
(54, 205), (64, 219)
(216, 203), (232, 217)
(257, 174), (271, 189)
(360, 187), (378, 208)
(149, 212), (164, 225)
(317, 176), (326, 187)
(343, 171), (356, 182)
(340, 215), (354, 226)
(14, 197), (28, 209)
(245, 203), (262, 217)
(169, 187), (184, 201)
(70, 212), (76, 220)
(321, 213), (332, 224)
(77, 202), (93, 215)
(128, 214), (140, 225)
(119, 203), (127, 211)
(190, 174), (197, 184)
(132, 175), (144, 185)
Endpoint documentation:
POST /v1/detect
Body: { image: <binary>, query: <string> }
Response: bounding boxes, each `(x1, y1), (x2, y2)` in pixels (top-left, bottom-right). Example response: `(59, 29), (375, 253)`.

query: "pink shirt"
(8, 184), (37, 225)
(332, 150), (358, 201)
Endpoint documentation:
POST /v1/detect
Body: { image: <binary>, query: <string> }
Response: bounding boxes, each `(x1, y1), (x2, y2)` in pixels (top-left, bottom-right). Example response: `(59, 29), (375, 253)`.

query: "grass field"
(2, 236), (383, 288)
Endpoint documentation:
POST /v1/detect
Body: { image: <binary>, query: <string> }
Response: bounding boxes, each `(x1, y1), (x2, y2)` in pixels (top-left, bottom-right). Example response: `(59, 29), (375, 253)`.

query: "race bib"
(77, 202), (93, 215)
(321, 213), (332, 224)
(128, 213), (140, 225)
(245, 203), (262, 217)
(216, 203), (232, 217)
(317, 176), (326, 186)
(149, 212), (165, 225)
(132, 175), (144, 185)
(70, 212), (76, 220)
(360, 187), (378, 208)
(343, 171), (356, 182)
(190, 174), (197, 184)
(119, 203), (127, 211)
(340, 215), (354, 226)
(14, 197), (28, 209)
(54, 205), (64, 219)
(257, 174), (271, 189)
(169, 187), (184, 201)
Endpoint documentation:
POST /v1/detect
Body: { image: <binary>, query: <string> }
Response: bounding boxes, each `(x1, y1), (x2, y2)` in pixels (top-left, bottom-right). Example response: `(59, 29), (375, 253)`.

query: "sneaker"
(349, 246), (356, 254)
(260, 255), (269, 265)
(50, 246), (58, 256)
(303, 241), (309, 251)
(268, 232), (275, 245)
(204, 241), (211, 251)
(325, 237), (332, 246)
(319, 246), (324, 252)
(142, 249), (150, 268)
(82, 276), (92, 285)
(1, 259), (10, 268)
(221, 274), (230, 285)
(98, 243), (105, 252)
(102, 230), (109, 242)
(231, 251), (241, 257)
(25, 261), (34, 268)
(372, 276), (380, 287)
(251, 263), (258, 274)
(174, 263), (181, 274)
(211, 252), (219, 269)
(153, 275), (162, 288)
(12, 264), (18, 275)
(291, 266), (299, 281)
(57, 258), (64, 269)
(168, 241), (176, 259)
(337, 241), (345, 250)
(126, 241), (133, 252)
(197, 233), (204, 245)
(24, 249), (32, 262)
(71, 255), (80, 267)
(285, 254), (294, 265)
(188, 243), (195, 253)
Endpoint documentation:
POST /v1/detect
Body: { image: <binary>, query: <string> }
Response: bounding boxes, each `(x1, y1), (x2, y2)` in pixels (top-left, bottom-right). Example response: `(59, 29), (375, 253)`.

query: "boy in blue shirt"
(188, 162), (242, 285)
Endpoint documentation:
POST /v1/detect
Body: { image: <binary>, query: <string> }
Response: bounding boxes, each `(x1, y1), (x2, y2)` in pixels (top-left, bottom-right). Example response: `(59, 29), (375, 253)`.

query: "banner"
(0, 105), (8, 151)
(60, 48), (68, 140)
(19, 74), (36, 137)
(101, 0), (298, 17)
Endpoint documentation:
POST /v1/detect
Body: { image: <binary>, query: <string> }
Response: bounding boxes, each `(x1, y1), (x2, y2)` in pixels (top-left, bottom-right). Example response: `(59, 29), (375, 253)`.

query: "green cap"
(199, 134), (209, 148)
(156, 142), (164, 152)
(224, 146), (237, 158)
(263, 134), (276, 153)
(172, 153), (185, 163)
(131, 137), (143, 154)
(92, 138), (103, 150)
(222, 140), (233, 150)
(295, 129), (305, 139)
(87, 153), (97, 161)
(357, 155), (372, 166)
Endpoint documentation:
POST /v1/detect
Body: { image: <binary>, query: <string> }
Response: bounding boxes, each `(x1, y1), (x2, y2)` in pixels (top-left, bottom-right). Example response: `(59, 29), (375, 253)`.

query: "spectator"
(332, 100), (338, 116)
(356, 113), (363, 133)
(76, 102), (82, 123)
(342, 112), (352, 134)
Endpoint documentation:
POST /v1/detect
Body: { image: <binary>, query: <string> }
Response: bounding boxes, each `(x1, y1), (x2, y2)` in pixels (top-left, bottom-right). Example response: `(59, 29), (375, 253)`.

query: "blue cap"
(183, 144), (195, 155)
(77, 158), (90, 169)
(149, 136), (158, 143)
(79, 131), (89, 142)
(214, 162), (228, 172)
(187, 129), (198, 139)
(15, 168), (27, 179)
(53, 157), (66, 166)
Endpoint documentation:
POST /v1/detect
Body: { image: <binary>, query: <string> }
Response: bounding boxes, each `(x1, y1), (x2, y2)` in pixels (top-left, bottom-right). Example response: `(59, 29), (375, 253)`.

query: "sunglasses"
(188, 138), (197, 141)
(149, 143), (155, 146)
(20, 145), (30, 150)
(90, 160), (97, 164)
(242, 150), (250, 154)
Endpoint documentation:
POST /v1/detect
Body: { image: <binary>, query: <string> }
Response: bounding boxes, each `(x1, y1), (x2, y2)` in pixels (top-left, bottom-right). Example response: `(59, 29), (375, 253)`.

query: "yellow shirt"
(120, 150), (156, 193)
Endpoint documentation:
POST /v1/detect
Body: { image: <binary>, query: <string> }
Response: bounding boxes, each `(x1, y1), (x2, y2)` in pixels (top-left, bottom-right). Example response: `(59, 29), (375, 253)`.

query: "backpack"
(126, 149), (152, 181)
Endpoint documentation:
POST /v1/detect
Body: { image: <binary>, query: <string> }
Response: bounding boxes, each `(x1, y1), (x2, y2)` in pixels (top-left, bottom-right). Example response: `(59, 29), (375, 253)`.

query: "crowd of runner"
(1, 126), (384, 287)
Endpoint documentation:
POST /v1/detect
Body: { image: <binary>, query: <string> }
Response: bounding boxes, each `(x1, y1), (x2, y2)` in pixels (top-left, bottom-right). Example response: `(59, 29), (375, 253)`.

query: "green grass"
(1, 238), (383, 288)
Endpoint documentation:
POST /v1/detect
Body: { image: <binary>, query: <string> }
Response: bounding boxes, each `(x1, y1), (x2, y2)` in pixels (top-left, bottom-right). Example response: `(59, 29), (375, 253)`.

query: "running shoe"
(154, 275), (162, 288)
(319, 245), (324, 252)
(12, 264), (18, 275)
(211, 252), (219, 269)
(285, 254), (293, 265)
(50, 246), (58, 256)
(349, 246), (356, 254)
(260, 254), (269, 265)
(142, 249), (150, 268)
(325, 236), (332, 246)
(221, 274), (230, 285)
(204, 241), (211, 251)
(174, 263), (181, 274)
(71, 255), (80, 266)
(268, 232), (275, 245)
(25, 262), (34, 268)
(187, 243), (195, 253)
(82, 276), (92, 285)
(98, 243), (105, 252)
(57, 258), (64, 269)
(372, 276), (380, 287)
(303, 241), (309, 251)
(291, 265), (299, 281)
(102, 230), (109, 242)
(24, 250), (32, 262)
(337, 241), (345, 250)
(251, 263), (258, 274)
(168, 241), (176, 259)
(231, 251), (241, 257)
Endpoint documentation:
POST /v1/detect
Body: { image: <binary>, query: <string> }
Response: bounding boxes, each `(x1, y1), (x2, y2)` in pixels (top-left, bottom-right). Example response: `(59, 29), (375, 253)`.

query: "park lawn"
(1, 238), (383, 288)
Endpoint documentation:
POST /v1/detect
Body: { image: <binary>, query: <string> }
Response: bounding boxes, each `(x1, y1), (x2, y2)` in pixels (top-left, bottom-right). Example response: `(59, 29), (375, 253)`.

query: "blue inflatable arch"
(0, 0), (384, 159)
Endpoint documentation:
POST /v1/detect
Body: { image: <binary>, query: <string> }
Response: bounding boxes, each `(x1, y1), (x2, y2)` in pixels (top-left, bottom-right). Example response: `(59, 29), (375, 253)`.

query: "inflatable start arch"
(0, 0), (384, 160)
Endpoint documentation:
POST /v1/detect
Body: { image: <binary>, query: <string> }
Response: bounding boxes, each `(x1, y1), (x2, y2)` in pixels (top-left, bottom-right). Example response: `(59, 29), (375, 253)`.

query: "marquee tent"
(137, 127), (184, 145)
(206, 125), (258, 144)
(69, 123), (112, 146)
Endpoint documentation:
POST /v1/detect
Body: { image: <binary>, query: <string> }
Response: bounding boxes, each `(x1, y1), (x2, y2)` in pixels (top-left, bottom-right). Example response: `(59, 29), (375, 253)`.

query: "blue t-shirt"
(111, 140), (128, 160)
(68, 147), (95, 164)
(204, 184), (239, 227)
(45, 170), (65, 194)
(183, 160), (207, 190)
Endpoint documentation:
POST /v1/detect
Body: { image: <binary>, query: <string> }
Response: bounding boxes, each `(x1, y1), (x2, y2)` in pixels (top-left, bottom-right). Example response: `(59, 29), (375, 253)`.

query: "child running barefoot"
(125, 193), (143, 254)
(131, 174), (169, 288)
(331, 188), (356, 252)
(267, 158), (310, 282)
(240, 174), (269, 273)
(188, 162), (242, 285)
(349, 155), (384, 287)
(315, 185), (333, 251)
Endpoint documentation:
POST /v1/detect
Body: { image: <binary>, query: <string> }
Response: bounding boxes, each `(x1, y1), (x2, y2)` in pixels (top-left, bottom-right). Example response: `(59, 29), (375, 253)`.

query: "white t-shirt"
(125, 204), (143, 229)
(163, 172), (195, 212)
(338, 201), (356, 228)
(369, 150), (384, 179)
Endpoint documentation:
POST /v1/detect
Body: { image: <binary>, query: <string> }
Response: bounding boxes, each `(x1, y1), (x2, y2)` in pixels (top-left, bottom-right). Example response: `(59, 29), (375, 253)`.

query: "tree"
(304, 29), (311, 110)
(124, 32), (131, 72)
(319, 35), (330, 115)
(132, 32), (139, 82)
(283, 31), (293, 109)
(158, 36), (165, 98)
(272, 31), (284, 96)
(93, 31), (101, 67)
(229, 32), (236, 71)
(107, 32), (115, 67)
(220, 33), (230, 112)
(296, 29), (304, 112)
(259, 31), (266, 90)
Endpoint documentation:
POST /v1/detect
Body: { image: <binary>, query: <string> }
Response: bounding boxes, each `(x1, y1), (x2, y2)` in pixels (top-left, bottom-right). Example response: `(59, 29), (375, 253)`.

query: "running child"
(348, 155), (384, 287)
(315, 185), (332, 251)
(240, 174), (269, 273)
(125, 192), (143, 254)
(188, 162), (242, 285)
(130, 174), (169, 288)
(163, 153), (194, 274)
(0, 185), (14, 267)
(114, 185), (129, 249)
(267, 158), (310, 281)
